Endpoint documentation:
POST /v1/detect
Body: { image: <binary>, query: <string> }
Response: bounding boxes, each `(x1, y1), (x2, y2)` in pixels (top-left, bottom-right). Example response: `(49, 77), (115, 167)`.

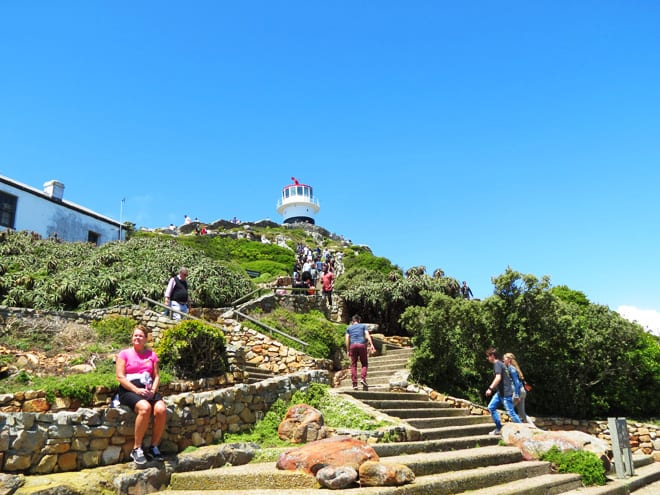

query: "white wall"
(1, 180), (123, 245)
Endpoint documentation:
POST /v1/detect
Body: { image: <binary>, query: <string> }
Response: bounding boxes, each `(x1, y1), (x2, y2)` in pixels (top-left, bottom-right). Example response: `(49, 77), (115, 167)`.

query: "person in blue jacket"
(485, 347), (522, 435)
(504, 352), (533, 425)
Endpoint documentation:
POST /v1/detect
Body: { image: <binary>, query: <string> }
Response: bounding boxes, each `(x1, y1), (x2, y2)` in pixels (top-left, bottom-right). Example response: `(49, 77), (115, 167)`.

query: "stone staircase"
(243, 363), (276, 384)
(153, 345), (660, 494)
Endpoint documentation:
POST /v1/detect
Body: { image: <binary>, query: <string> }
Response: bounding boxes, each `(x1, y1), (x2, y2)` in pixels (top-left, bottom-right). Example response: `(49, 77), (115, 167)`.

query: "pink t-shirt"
(118, 348), (159, 376)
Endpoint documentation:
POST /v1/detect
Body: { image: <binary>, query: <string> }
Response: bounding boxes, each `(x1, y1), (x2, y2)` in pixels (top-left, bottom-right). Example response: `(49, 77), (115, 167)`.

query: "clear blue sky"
(1, 2), (659, 333)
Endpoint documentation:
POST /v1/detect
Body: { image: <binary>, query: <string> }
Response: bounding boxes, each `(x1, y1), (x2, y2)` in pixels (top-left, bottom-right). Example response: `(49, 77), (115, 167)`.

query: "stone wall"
(0, 370), (329, 474)
(0, 304), (332, 412)
(415, 386), (660, 461)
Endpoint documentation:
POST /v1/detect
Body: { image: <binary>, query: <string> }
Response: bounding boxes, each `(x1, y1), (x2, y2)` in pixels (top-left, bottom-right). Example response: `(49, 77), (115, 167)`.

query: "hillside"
(1, 223), (658, 420)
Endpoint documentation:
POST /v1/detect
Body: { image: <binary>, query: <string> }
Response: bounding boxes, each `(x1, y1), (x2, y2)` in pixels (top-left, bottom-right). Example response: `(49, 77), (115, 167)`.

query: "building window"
(87, 231), (100, 245)
(0, 191), (17, 229)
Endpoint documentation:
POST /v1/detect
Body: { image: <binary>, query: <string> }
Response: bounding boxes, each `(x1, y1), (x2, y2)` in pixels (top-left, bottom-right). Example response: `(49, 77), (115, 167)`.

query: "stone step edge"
(153, 459), (555, 495)
(169, 445), (525, 490)
(445, 472), (583, 495)
(561, 461), (660, 495)
(372, 433), (501, 457)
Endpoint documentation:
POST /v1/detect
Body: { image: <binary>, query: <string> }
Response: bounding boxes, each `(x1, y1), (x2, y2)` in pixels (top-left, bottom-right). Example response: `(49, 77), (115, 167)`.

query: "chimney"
(43, 180), (65, 201)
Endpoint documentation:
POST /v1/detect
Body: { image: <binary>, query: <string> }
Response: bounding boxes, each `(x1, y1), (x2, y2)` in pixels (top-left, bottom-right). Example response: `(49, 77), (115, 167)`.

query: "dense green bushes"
(245, 309), (345, 366)
(154, 320), (228, 379)
(402, 268), (660, 419)
(337, 257), (463, 335)
(155, 320), (228, 379)
(0, 232), (253, 310)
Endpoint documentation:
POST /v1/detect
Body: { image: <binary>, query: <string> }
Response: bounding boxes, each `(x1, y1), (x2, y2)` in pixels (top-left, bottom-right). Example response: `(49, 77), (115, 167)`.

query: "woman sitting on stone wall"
(115, 325), (167, 467)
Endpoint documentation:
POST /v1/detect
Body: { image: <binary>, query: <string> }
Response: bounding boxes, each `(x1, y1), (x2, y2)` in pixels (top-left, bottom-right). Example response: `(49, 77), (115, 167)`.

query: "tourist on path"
(485, 347), (522, 435)
(504, 352), (534, 425)
(116, 325), (167, 466)
(345, 314), (376, 390)
(164, 267), (190, 321)
(321, 263), (335, 306)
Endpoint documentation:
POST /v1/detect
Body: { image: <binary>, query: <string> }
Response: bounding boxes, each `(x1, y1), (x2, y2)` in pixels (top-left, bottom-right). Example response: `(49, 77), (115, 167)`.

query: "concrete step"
(366, 363), (410, 373)
(421, 421), (495, 440)
(361, 369), (406, 378)
(381, 407), (471, 419)
(632, 478), (660, 495)
(367, 358), (410, 369)
(449, 472), (583, 495)
(371, 434), (501, 457)
(561, 460), (660, 495)
(166, 445), (524, 492)
(406, 415), (493, 429)
(362, 399), (450, 410)
(342, 390), (430, 402)
(376, 347), (413, 357)
(156, 456), (556, 494)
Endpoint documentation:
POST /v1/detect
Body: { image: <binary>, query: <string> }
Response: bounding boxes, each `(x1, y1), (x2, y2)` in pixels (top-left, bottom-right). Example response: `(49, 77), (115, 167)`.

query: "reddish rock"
(278, 404), (327, 443)
(276, 436), (379, 475)
(22, 398), (50, 413)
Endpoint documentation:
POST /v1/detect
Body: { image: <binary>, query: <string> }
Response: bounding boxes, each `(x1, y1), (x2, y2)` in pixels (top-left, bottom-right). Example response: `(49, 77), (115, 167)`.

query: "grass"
(224, 383), (392, 449)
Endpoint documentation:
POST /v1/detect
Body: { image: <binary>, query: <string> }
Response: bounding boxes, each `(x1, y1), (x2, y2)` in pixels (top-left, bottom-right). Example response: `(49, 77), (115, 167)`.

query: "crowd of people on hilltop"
(289, 243), (344, 304)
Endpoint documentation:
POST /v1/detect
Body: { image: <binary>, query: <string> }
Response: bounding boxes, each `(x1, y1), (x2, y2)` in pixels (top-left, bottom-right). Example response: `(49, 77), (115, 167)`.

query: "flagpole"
(119, 198), (125, 240)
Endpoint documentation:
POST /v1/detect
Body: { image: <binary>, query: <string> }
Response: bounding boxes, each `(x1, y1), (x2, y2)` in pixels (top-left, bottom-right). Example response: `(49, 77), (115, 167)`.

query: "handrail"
(230, 288), (266, 306)
(232, 309), (308, 351)
(142, 297), (200, 321)
(142, 296), (309, 352)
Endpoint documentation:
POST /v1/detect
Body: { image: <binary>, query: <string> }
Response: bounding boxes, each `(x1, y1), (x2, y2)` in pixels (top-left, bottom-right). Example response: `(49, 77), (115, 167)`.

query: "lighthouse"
(276, 177), (320, 225)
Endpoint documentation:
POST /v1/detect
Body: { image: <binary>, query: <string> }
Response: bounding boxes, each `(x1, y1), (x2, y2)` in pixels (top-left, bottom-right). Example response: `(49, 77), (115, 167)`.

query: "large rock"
(316, 465), (358, 490)
(358, 460), (415, 487)
(0, 473), (24, 495)
(278, 404), (327, 443)
(502, 423), (611, 469)
(276, 436), (379, 475)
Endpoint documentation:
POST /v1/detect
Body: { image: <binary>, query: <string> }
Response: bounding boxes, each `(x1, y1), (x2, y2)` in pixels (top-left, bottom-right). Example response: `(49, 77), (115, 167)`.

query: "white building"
(0, 175), (124, 245)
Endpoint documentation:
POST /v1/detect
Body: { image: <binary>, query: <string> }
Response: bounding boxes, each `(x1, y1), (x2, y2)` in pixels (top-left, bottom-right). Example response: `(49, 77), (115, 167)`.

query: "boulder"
(316, 465), (358, 490)
(502, 423), (611, 469)
(278, 404), (328, 443)
(0, 473), (24, 495)
(276, 436), (379, 475)
(358, 460), (415, 487)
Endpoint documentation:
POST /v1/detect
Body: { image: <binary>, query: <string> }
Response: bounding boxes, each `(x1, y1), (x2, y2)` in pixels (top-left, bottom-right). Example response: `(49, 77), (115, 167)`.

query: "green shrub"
(155, 320), (228, 379)
(91, 316), (137, 350)
(253, 309), (344, 363)
(540, 446), (607, 486)
(224, 383), (391, 447)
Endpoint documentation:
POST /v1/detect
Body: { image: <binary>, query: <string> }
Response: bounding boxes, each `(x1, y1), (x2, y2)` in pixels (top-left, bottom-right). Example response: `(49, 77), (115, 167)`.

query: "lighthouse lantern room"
(276, 177), (320, 225)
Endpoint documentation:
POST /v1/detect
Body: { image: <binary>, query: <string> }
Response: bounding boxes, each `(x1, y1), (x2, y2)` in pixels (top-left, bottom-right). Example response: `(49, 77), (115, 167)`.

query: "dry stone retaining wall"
(0, 304), (332, 412)
(0, 370), (329, 474)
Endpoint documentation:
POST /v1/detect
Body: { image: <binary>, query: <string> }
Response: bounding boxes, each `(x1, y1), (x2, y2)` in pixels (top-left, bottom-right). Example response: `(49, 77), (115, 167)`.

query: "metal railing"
(232, 310), (308, 351)
(143, 294), (309, 352)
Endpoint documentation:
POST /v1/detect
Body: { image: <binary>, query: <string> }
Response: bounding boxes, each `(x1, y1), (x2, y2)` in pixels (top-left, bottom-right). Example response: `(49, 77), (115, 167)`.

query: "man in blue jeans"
(484, 347), (521, 435)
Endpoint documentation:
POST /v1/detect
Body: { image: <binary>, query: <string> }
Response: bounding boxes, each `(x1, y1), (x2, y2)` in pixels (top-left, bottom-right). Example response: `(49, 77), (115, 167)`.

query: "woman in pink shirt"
(116, 325), (167, 466)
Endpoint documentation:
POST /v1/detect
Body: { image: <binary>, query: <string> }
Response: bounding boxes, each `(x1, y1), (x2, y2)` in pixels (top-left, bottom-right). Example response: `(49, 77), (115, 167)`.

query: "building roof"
(0, 175), (121, 227)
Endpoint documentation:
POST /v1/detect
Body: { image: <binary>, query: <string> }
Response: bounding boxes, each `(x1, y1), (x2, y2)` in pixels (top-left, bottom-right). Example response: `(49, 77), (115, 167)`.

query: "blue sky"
(1, 2), (659, 333)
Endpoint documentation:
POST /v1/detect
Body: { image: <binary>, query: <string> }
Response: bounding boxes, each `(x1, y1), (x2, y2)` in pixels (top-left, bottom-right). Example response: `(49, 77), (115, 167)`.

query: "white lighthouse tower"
(276, 177), (320, 225)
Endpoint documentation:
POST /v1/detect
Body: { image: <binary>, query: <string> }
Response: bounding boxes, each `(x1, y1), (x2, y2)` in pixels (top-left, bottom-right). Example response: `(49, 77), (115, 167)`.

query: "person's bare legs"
(133, 400), (153, 448)
(150, 400), (167, 446)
